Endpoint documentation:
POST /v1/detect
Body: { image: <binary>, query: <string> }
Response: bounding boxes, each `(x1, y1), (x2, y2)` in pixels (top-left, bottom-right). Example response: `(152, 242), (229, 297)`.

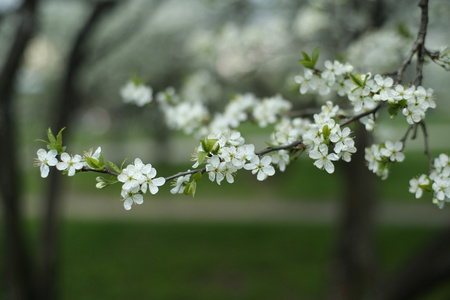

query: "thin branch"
(164, 168), (206, 182)
(256, 139), (305, 156)
(419, 121), (434, 173)
(413, 0), (429, 86)
(400, 124), (415, 150)
(396, 0), (429, 85)
(81, 166), (119, 177)
(338, 103), (383, 127)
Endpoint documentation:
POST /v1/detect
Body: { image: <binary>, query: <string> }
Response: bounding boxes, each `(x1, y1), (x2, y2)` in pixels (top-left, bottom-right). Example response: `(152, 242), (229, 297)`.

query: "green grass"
(59, 221), (333, 300)
(57, 221), (449, 299)
(2, 221), (450, 299)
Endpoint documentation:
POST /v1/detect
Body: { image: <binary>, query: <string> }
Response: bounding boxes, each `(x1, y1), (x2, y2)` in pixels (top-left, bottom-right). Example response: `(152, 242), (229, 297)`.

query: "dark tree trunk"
(326, 126), (378, 300)
(0, 1), (40, 299)
(374, 226), (450, 300)
(37, 2), (118, 299)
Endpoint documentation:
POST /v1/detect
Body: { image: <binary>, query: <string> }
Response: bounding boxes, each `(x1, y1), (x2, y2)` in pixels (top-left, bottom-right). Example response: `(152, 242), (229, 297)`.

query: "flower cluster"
(208, 93), (258, 132)
(191, 130), (275, 184)
(294, 61), (436, 130)
(302, 101), (357, 174)
(434, 47), (450, 71)
(136, 85), (293, 137)
(409, 154), (450, 209)
(252, 95), (292, 128)
(268, 117), (311, 171)
(34, 147), (103, 178)
(120, 80), (153, 107)
(117, 158), (165, 210)
(364, 141), (405, 179)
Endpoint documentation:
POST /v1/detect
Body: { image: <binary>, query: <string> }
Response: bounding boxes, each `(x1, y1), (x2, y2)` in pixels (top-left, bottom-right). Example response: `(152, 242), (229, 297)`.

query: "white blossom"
(56, 153), (84, 176)
(121, 80), (152, 107)
(35, 149), (58, 178)
(244, 156), (275, 181)
(309, 144), (339, 174)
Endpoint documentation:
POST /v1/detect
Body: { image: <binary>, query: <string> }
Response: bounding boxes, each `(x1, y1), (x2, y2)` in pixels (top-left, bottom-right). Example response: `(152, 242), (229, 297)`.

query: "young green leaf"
(312, 47), (320, 65)
(349, 74), (364, 88)
(301, 51), (311, 61)
(183, 181), (197, 197)
(47, 128), (57, 145)
(193, 171), (202, 182)
(197, 151), (207, 165)
(107, 161), (121, 174)
(56, 127), (65, 147)
(85, 157), (103, 170)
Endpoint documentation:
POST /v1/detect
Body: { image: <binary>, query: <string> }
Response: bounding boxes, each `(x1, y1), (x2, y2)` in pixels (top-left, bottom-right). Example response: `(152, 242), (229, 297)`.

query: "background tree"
(1, 0), (449, 299)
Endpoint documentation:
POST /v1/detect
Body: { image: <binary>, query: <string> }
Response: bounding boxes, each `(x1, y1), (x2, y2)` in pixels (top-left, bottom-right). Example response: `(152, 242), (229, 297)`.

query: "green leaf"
(108, 161), (121, 174)
(322, 124), (331, 139)
(85, 157), (103, 170)
(211, 143), (221, 155)
(388, 106), (399, 117)
(301, 51), (311, 61)
(312, 47), (320, 65)
(206, 139), (218, 152)
(98, 153), (105, 167)
(35, 139), (50, 145)
(183, 181), (197, 197)
(193, 171), (202, 182)
(47, 128), (57, 145)
(299, 60), (315, 69)
(197, 151), (207, 165)
(349, 74), (364, 88)
(56, 127), (65, 147)
(120, 158), (129, 170)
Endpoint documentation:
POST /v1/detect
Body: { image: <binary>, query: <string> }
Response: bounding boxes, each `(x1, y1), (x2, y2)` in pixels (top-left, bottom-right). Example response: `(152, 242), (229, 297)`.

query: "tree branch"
(396, 0), (429, 85)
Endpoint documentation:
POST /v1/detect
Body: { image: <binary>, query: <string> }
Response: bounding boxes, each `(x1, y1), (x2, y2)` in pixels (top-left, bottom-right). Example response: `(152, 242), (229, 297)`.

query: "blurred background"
(1, 0), (450, 299)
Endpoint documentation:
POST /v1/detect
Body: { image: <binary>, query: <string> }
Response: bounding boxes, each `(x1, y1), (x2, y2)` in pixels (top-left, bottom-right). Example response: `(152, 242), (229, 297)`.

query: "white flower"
(121, 186), (143, 210)
(83, 147), (102, 168)
(432, 177), (450, 201)
(121, 80), (152, 107)
(236, 144), (256, 163)
(222, 162), (237, 183)
(244, 156), (275, 181)
(380, 141), (404, 162)
(56, 153), (84, 176)
(35, 149), (58, 178)
(434, 153), (450, 176)
(330, 126), (353, 154)
(140, 164), (165, 194)
(118, 164), (143, 191)
(309, 144), (339, 174)
(270, 150), (290, 172)
(252, 95), (292, 127)
(373, 74), (393, 101)
(409, 174), (430, 199)
(170, 174), (191, 194)
(206, 155), (225, 184)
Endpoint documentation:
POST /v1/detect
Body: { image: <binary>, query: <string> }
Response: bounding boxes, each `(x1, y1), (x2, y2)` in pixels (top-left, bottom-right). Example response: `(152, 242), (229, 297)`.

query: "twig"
(400, 124), (415, 150)
(256, 139), (305, 156)
(396, 0), (429, 85)
(81, 166), (119, 177)
(164, 168), (206, 182)
(419, 121), (434, 173)
(338, 103), (383, 127)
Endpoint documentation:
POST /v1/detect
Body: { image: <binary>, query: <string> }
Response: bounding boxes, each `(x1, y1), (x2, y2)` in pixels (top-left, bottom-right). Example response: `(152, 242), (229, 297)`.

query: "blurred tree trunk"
(38, 1), (118, 299)
(0, 1), (40, 299)
(326, 126), (378, 300)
